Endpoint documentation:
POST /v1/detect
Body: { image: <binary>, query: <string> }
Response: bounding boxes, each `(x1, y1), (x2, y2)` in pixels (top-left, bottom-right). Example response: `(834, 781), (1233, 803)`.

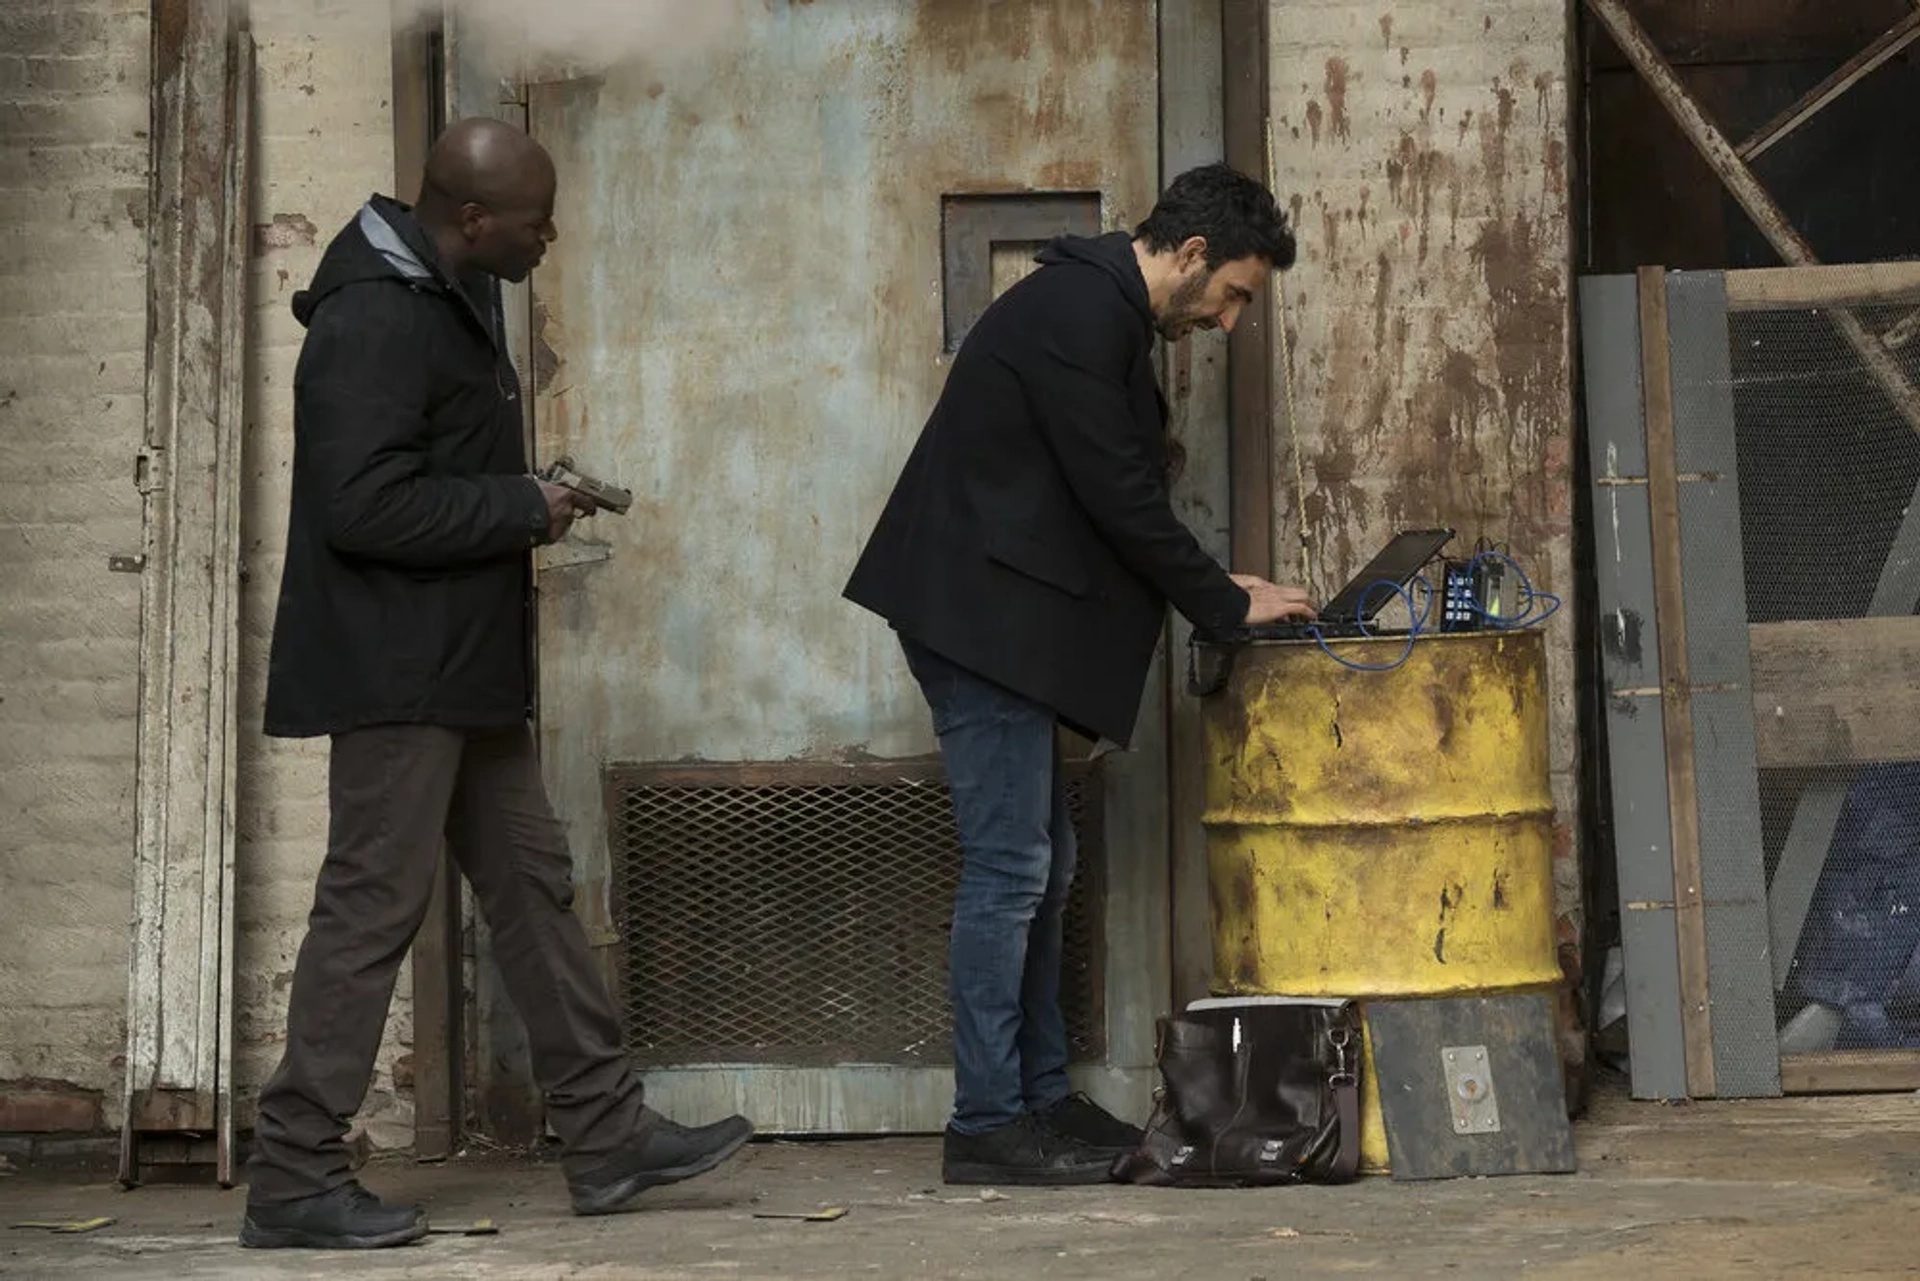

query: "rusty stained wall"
(232, 1), (410, 1149)
(1267, 0), (1582, 1053)
(528, 1), (1159, 893)
(0, 0), (150, 1132)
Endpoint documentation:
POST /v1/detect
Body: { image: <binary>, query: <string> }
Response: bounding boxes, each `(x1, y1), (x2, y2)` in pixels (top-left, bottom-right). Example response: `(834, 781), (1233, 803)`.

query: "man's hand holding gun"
(533, 456), (633, 544)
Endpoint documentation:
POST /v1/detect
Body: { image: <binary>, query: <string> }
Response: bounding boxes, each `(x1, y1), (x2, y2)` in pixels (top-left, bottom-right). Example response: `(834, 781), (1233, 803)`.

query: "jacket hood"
(1036, 231), (1154, 331)
(291, 195), (440, 328)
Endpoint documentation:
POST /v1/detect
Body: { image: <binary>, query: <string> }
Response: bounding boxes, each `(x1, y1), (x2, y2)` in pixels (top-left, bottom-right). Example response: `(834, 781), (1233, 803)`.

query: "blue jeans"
(901, 638), (1077, 1135)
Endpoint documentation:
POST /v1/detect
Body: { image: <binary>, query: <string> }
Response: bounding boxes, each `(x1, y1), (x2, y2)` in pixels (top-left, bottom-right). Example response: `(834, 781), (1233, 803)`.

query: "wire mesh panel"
(604, 761), (1106, 1067)
(1729, 296), (1920, 1057)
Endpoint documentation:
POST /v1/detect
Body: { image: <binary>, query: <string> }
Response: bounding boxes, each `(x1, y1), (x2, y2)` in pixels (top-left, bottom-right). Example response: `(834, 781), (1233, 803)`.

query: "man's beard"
(1154, 269), (1213, 341)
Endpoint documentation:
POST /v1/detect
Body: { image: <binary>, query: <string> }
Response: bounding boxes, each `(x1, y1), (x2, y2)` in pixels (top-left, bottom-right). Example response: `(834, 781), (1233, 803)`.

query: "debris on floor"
(9, 1217), (115, 1235)
(751, 1207), (848, 1222)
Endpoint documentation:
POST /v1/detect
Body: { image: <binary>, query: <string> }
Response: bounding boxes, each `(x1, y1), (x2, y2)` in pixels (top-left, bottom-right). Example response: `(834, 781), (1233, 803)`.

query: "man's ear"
(1176, 235), (1210, 273)
(459, 202), (489, 240)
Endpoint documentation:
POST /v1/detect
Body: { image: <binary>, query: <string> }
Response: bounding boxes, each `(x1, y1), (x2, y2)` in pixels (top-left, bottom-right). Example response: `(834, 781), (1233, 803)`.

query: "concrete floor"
(2, 1087), (1917, 1279)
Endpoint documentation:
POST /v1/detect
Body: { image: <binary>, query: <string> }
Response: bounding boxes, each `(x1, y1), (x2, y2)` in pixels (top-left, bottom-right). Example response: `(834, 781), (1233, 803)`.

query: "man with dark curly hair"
(846, 164), (1315, 1186)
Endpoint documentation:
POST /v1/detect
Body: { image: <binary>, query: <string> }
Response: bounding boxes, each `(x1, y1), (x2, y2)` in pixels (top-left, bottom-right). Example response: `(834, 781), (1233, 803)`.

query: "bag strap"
(1327, 1020), (1361, 1184)
(1111, 1092), (1185, 1186)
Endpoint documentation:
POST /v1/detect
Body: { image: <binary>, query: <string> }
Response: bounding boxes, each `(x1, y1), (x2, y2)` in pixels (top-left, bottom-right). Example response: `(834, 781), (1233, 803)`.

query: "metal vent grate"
(606, 761), (1106, 1067)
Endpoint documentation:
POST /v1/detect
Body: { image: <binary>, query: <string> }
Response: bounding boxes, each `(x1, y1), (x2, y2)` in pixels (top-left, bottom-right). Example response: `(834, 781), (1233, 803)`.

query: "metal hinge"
(134, 448), (166, 495)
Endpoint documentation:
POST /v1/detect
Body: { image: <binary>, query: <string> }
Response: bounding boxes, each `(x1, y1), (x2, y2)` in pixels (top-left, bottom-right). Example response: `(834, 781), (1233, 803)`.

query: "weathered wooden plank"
(1781, 1050), (1920, 1094)
(1159, 0), (1230, 1011)
(388, 9), (462, 1166)
(1749, 617), (1920, 767)
(1585, 2), (1919, 70)
(412, 851), (462, 1162)
(210, 26), (251, 1190)
(130, 1088), (217, 1133)
(1724, 262), (1920, 312)
(1737, 11), (1920, 162)
(1584, 0), (1920, 438)
(122, 0), (245, 1186)
(1222, 0), (1271, 578)
(445, 11), (547, 1147)
(1638, 266), (1717, 1100)
(1589, 0), (1920, 1025)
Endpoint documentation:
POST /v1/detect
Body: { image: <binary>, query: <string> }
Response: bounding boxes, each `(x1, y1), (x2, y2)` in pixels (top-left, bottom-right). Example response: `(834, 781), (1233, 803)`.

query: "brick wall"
(0, 0), (151, 1131)
(0, 0), (408, 1146)
(234, 0), (406, 1148)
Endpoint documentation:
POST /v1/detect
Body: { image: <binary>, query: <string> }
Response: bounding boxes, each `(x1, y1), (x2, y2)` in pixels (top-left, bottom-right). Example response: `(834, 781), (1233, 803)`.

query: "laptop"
(1246, 527), (1454, 640)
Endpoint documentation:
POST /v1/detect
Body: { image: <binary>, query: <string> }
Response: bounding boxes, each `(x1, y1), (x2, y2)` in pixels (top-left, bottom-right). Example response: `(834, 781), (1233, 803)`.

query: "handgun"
(537, 456), (633, 517)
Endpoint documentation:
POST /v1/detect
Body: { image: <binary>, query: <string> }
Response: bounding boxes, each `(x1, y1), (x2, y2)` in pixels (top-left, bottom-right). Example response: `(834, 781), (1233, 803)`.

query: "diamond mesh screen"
(605, 762), (1107, 1067)
(1729, 293), (1920, 1056)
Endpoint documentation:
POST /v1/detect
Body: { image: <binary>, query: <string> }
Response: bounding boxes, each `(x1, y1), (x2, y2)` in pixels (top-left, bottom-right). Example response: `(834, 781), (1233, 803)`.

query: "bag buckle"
(1328, 1024), (1356, 1086)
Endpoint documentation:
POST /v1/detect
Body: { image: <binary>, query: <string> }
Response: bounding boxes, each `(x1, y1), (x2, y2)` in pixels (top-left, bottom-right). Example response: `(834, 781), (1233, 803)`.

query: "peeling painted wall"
(233, 1), (411, 1150)
(528, 0), (1160, 890)
(0, 0), (151, 1132)
(1267, 0), (1583, 1065)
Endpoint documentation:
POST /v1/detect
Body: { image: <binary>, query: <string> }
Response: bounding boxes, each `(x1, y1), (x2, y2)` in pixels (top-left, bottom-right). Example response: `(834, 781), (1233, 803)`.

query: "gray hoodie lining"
(357, 203), (433, 282)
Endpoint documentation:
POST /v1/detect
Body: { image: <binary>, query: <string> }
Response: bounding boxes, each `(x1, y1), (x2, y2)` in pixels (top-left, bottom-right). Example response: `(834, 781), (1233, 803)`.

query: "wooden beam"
(1583, 0), (1920, 439)
(1222, 0), (1273, 578)
(447, 9), (546, 1147)
(390, 3), (439, 205)
(1781, 1050), (1920, 1094)
(1749, 617), (1920, 768)
(1724, 262), (1920, 312)
(392, 4), (462, 1165)
(1159, 0), (1231, 1012)
(1637, 266), (1716, 1100)
(122, 0), (247, 1189)
(1737, 11), (1920, 163)
(210, 25), (251, 1191)
(412, 852), (463, 1161)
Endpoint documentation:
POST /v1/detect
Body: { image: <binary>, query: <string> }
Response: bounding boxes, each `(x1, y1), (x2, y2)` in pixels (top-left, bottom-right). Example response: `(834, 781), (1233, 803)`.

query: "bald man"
(243, 119), (753, 1250)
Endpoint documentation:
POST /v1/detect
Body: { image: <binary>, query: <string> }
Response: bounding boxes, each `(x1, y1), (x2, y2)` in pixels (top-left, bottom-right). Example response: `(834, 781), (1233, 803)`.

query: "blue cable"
(1306, 550), (1560, 673)
(1309, 578), (1426, 673)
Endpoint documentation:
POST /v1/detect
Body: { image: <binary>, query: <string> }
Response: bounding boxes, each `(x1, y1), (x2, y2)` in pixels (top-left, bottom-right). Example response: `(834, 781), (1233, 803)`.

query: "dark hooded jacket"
(262, 196), (552, 737)
(843, 232), (1249, 746)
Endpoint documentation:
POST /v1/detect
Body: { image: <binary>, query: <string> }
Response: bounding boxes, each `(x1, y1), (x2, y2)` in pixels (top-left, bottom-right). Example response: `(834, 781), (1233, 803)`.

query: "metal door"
(528, 1), (1164, 1131)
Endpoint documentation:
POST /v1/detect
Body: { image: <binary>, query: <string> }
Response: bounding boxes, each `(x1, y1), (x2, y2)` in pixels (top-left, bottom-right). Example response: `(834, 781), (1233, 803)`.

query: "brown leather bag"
(1112, 997), (1361, 1187)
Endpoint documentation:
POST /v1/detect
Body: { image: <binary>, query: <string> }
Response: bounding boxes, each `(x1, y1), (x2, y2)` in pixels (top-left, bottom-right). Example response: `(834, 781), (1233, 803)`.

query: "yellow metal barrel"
(1201, 630), (1558, 1171)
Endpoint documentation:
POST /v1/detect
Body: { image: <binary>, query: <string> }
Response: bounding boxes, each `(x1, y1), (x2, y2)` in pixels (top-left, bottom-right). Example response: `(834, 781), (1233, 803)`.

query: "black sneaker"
(942, 1114), (1115, 1186)
(1038, 1092), (1146, 1154)
(567, 1107), (755, 1216)
(238, 1181), (428, 1250)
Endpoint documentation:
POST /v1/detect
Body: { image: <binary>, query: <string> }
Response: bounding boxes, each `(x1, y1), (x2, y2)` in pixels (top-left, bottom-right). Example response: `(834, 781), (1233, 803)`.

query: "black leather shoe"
(1038, 1092), (1146, 1154)
(238, 1181), (428, 1250)
(942, 1114), (1115, 1186)
(567, 1108), (755, 1216)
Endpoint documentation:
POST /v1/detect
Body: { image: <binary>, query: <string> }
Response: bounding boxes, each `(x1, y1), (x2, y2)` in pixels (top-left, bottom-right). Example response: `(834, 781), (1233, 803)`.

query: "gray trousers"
(248, 724), (644, 1203)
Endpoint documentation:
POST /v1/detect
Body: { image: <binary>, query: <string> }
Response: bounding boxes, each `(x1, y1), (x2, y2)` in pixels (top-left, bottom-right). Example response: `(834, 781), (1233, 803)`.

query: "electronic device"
(1247, 527), (1454, 640)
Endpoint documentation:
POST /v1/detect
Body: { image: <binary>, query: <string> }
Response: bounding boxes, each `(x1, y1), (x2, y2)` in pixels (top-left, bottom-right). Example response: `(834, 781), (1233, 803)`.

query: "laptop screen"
(1318, 528), (1455, 623)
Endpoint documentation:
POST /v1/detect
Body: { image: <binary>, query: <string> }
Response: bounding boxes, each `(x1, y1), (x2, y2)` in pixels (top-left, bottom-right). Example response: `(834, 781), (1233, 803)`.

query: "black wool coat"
(845, 232), (1249, 746)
